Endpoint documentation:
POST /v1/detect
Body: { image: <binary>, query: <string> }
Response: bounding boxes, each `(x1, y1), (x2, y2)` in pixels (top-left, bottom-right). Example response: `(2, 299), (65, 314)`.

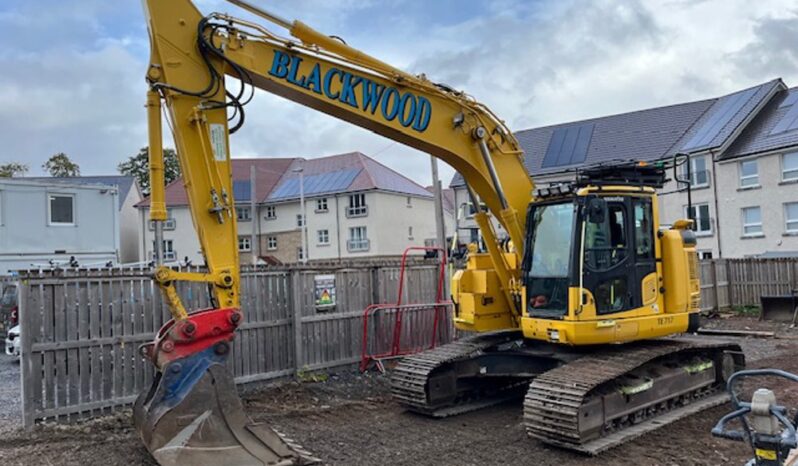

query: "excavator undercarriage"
(392, 332), (744, 454)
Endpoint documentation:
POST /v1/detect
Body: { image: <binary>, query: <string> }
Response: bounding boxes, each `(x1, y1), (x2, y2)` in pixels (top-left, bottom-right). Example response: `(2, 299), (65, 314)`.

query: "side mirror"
(587, 197), (607, 224)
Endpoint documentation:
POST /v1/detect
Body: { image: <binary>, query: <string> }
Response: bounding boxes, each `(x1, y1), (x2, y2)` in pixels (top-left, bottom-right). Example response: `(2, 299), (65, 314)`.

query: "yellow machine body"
(137, 0), (708, 462)
(453, 187), (701, 345)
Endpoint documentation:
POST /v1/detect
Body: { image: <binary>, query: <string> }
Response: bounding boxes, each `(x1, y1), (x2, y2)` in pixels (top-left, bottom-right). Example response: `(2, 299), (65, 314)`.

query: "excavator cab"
(518, 161), (702, 345)
(523, 188), (657, 320)
(452, 160), (701, 344)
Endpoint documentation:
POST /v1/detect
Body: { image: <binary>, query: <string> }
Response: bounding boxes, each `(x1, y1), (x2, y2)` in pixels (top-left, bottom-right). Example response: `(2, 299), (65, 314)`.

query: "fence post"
(793, 259), (798, 292)
(291, 270), (303, 376)
(370, 266), (380, 304)
(18, 279), (34, 429)
(725, 259), (733, 306)
(711, 260), (719, 312)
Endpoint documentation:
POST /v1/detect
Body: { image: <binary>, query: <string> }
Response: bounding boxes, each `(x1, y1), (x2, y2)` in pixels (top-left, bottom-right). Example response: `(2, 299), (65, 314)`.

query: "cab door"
(581, 197), (639, 315)
(632, 197), (658, 307)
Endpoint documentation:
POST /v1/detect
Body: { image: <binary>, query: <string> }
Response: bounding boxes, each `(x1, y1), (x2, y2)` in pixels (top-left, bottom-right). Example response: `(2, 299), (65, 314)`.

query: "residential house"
(0, 178), (120, 274)
(25, 176), (141, 262)
(260, 152), (439, 263)
(425, 185), (456, 244)
(717, 86), (798, 257)
(450, 78), (798, 258)
(137, 152), (442, 264)
(136, 158), (294, 264)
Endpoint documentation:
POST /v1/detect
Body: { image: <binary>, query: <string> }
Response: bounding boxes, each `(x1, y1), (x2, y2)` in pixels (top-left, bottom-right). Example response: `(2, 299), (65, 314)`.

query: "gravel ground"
(1, 316), (798, 465)
(0, 353), (21, 432)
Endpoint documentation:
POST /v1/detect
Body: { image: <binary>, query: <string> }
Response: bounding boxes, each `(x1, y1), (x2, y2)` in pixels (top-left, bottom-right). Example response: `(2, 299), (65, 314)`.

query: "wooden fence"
(18, 257), (798, 426)
(18, 261), (448, 427)
(699, 258), (798, 312)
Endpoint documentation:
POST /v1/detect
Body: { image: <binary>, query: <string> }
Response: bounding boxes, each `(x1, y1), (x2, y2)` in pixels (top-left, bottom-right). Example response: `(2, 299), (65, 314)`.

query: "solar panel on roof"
(541, 123), (594, 168)
(269, 168), (361, 200)
(232, 180), (251, 201)
(681, 86), (758, 151)
(770, 103), (798, 135)
(780, 91), (798, 108)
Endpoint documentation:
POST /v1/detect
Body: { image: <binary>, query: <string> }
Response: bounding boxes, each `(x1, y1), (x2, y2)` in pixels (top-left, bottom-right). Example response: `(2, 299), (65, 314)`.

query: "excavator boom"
(136, 0), (532, 464)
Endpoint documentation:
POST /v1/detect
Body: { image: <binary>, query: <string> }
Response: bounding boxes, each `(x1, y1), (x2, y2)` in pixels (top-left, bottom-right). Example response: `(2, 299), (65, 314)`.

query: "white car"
(5, 324), (19, 357)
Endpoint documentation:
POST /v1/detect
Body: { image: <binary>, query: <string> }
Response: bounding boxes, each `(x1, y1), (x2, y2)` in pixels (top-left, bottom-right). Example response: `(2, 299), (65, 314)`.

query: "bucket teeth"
(134, 348), (319, 466)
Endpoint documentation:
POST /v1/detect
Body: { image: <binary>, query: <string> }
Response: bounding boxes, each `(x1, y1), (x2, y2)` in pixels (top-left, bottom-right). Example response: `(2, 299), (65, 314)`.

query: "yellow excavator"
(136, 0), (745, 464)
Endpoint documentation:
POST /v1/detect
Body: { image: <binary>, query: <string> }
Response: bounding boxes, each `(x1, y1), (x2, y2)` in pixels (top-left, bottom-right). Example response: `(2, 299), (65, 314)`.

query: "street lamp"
(292, 166), (308, 264)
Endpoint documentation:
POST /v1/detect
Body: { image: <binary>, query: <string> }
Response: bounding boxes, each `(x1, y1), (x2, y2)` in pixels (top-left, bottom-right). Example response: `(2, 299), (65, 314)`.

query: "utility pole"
(250, 165), (257, 266)
(430, 156), (448, 296)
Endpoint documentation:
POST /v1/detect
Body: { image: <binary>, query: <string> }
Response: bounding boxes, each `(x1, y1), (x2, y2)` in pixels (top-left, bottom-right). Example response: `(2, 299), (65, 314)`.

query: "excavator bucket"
(134, 311), (319, 466)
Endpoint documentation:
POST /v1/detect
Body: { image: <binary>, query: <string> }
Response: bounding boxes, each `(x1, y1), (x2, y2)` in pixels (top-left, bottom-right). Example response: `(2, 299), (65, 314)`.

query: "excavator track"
(390, 330), (529, 417)
(523, 337), (744, 455)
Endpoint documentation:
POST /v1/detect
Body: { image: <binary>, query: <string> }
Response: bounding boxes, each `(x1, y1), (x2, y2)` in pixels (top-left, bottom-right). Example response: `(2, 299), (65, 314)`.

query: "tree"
(117, 147), (181, 194)
(0, 162), (29, 177)
(43, 153), (80, 177)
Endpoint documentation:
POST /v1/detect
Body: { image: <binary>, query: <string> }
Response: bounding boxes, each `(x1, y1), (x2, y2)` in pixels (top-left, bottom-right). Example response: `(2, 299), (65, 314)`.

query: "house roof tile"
(450, 79), (784, 187)
(136, 158), (295, 207)
(723, 87), (798, 159)
(267, 152), (431, 201)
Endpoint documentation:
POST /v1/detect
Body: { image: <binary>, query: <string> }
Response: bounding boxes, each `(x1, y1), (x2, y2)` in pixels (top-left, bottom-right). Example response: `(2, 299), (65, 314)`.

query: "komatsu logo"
(268, 50), (432, 132)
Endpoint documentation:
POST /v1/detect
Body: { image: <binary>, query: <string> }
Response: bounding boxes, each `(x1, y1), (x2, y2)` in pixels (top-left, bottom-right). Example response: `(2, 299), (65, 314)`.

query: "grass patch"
(297, 366), (329, 383)
(730, 305), (760, 317)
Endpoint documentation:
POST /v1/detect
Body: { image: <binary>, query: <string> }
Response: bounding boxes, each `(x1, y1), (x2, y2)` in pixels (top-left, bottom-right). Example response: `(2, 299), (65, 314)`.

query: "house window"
(783, 153), (798, 181)
(236, 206), (251, 222)
(152, 240), (176, 261)
(49, 194), (75, 225)
(466, 202), (487, 217)
(681, 155), (709, 187)
(296, 214), (305, 227)
(347, 193), (367, 217)
(265, 205), (276, 219)
(699, 251), (713, 260)
(148, 208), (176, 230)
(316, 198), (328, 212)
(267, 236), (277, 250)
(238, 236), (252, 252)
(348, 226), (369, 251)
(297, 247), (305, 261)
(406, 196), (412, 208)
(685, 203), (711, 234)
(317, 229), (330, 245)
(741, 206), (763, 236)
(408, 226), (413, 239)
(785, 202), (798, 233)
(739, 159), (759, 188)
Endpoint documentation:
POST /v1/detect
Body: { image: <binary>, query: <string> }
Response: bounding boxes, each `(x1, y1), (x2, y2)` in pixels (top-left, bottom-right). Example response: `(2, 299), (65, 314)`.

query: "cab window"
(634, 199), (654, 260)
(595, 277), (628, 313)
(584, 202), (627, 271)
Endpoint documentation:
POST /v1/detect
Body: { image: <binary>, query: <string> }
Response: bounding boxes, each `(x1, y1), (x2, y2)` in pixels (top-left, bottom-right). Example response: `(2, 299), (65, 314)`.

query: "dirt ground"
(3, 315), (798, 466)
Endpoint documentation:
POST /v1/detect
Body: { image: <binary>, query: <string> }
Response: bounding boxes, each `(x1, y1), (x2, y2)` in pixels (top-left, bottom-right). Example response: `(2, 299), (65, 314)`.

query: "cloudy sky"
(2, 0), (798, 186)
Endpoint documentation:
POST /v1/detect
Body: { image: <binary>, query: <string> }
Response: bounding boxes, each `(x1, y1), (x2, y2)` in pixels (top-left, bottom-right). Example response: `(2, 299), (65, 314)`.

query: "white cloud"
(2, 0), (798, 188)
(0, 42), (146, 173)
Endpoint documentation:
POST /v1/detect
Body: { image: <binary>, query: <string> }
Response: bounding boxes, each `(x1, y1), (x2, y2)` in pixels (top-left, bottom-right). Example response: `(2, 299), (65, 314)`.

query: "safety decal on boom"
(209, 123), (227, 161)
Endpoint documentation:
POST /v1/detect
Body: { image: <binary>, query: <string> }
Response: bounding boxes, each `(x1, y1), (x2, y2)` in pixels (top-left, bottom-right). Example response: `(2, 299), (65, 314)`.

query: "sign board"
(314, 274), (336, 311)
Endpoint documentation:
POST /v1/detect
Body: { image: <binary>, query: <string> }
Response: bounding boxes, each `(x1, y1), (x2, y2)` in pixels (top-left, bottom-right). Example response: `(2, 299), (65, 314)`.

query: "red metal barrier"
(360, 247), (453, 372)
